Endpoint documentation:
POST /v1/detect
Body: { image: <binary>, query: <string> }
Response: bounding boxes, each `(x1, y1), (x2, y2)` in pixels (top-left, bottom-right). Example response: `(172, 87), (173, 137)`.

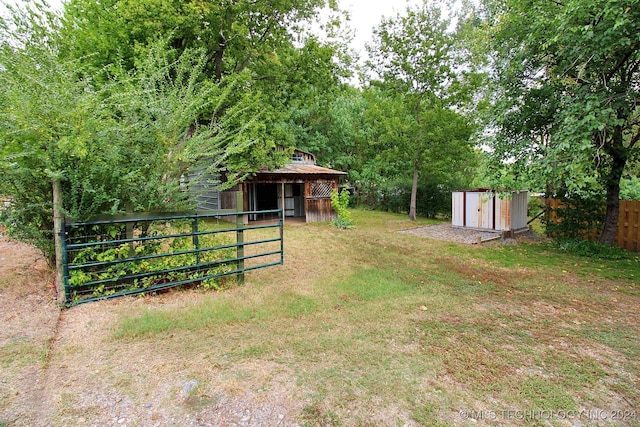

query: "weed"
(330, 189), (353, 229)
(516, 377), (575, 411)
(554, 238), (631, 260)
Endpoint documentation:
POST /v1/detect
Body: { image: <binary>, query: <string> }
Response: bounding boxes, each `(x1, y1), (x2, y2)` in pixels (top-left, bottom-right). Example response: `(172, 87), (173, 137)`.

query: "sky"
(340, 0), (421, 56)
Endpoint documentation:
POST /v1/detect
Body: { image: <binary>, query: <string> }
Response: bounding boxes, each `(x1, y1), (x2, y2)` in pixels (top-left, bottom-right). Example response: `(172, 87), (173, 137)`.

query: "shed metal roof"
(257, 163), (347, 176)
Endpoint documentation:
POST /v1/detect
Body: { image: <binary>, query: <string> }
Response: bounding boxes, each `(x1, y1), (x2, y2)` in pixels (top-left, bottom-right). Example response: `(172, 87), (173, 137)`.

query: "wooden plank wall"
(305, 198), (336, 223)
(617, 200), (640, 252)
(548, 199), (640, 252)
(220, 191), (238, 210)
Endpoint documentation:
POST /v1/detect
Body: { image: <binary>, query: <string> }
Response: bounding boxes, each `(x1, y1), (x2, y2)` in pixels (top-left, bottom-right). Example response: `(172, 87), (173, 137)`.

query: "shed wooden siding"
(452, 190), (528, 232)
(305, 198), (336, 222)
(304, 179), (338, 223)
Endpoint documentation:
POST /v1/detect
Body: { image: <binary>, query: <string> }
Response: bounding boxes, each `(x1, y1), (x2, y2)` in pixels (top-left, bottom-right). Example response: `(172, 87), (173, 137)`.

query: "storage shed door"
(466, 192), (494, 230)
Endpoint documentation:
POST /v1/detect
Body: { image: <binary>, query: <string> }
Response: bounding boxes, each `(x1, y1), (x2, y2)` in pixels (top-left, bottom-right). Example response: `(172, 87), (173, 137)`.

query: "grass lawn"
(109, 209), (639, 426)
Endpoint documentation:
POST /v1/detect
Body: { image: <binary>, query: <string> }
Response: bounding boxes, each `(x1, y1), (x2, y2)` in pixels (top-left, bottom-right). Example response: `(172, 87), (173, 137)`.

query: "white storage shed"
(452, 189), (529, 232)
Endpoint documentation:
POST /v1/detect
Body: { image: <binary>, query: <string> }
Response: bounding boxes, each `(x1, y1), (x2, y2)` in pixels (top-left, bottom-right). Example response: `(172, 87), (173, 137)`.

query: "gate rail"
(62, 208), (283, 306)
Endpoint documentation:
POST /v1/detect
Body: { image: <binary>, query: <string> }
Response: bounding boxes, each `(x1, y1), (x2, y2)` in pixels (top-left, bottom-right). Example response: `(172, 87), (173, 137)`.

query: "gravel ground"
(398, 223), (506, 244)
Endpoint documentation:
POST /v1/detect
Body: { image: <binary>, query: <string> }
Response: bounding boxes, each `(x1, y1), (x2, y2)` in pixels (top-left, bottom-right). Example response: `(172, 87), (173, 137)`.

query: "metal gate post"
(236, 191), (245, 285)
(192, 215), (200, 267)
(280, 208), (284, 265)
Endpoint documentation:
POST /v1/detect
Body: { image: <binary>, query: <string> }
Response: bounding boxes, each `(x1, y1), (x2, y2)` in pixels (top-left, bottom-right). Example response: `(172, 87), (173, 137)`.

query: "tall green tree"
(60, 0), (328, 79)
(363, 87), (475, 215)
(365, 1), (479, 220)
(0, 4), (263, 262)
(58, 0), (351, 162)
(485, 0), (640, 244)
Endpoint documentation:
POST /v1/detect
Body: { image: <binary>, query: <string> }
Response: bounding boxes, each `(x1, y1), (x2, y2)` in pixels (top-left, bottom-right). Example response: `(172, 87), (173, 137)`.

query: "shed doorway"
(248, 183), (278, 221)
(278, 183), (305, 218)
(247, 183), (305, 221)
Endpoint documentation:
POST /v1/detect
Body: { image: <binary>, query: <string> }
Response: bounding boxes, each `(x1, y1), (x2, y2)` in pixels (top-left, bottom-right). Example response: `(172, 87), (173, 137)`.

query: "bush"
(544, 195), (605, 239)
(620, 176), (640, 200)
(553, 238), (629, 260)
(330, 189), (353, 229)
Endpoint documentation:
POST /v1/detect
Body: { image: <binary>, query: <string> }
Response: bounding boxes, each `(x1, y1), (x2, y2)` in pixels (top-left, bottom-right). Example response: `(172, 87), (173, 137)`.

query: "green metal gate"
(61, 208), (283, 306)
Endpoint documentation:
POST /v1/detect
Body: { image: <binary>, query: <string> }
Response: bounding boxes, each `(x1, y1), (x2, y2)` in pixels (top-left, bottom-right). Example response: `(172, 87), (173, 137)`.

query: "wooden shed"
(452, 189), (528, 233)
(193, 149), (346, 223)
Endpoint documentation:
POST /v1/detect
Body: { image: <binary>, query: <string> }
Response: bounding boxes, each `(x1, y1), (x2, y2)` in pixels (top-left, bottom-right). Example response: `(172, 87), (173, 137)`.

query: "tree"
(0, 4), (264, 263)
(363, 86), (475, 216)
(364, 2), (479, 220)
(60, 0), (328, 79)
(485, 0), (640, 244)
(58, 0), (351, 163)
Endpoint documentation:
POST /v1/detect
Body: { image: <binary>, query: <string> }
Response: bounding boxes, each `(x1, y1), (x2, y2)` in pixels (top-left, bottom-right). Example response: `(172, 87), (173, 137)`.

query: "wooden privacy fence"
(547, 199), (640, 252)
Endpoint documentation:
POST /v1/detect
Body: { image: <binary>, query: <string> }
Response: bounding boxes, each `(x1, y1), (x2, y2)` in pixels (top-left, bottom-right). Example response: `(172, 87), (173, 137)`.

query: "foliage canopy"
(484, 0), (640, 243)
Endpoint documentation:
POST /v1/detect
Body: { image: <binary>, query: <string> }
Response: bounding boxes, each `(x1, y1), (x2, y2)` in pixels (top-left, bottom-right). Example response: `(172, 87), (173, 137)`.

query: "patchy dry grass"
(1, 210), (639, 426)
(108, 210), (640, 426)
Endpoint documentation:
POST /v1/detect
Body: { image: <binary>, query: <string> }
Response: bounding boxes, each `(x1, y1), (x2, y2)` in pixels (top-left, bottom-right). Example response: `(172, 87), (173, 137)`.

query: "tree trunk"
(600, 129), (627, 245)
(601, 183), (620, 245)
(409, 163), (419, 221)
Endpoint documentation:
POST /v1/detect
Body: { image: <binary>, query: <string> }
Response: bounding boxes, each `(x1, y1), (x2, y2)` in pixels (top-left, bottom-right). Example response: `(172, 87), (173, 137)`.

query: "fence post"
(126, 221), (135, 258)
(192, 215), (200, 268)
(60, 221), (70, 304)
(236, 191), (245, 285)
(53, 179), (67, 305)
(280, 208), (284, 265)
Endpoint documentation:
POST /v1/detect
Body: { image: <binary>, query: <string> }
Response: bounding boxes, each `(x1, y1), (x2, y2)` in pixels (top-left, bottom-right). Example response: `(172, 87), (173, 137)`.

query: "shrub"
(620, 176), (640, 200)
(553, 238), (629, 260)
(330, 189), (353, 229)
(544, 195), (605, 239)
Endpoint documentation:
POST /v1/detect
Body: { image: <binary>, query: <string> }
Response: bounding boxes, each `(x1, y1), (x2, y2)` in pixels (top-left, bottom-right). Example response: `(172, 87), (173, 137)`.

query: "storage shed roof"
(257, 164), (347, 176)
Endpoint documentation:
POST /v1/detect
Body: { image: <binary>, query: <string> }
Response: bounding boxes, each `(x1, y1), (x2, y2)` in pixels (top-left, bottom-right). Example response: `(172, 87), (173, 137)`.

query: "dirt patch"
(0, 236), (307, 426)
(0, 238), (60, 426)
(36, 294), (305, 427)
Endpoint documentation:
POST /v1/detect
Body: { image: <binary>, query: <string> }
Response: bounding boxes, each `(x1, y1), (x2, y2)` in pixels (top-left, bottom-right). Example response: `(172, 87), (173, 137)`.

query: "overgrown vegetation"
(66, 221), (237, 303)
(544, 195), (607, 239)
(553, 238), (632, 260)
(0, 24), (267, 263)
(62, 215), (282, 304)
